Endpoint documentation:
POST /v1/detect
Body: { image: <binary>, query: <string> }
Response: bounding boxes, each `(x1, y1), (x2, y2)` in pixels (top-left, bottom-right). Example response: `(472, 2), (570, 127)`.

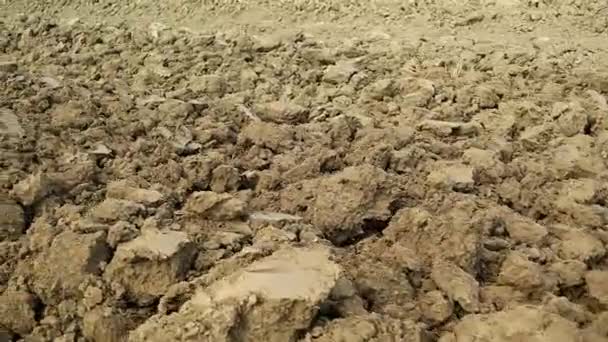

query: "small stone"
(104, 229), (196, 305)
(210, 165), (241, 193)
(184, 191), (246, 221)
(130, 246), (341, 342)
(11, 172), (54, 206)
(0, 288), (37, 335)
(498, 251), (544, 290)
(419, 290), (453, 323)
(255, 101), (309, 124)
(0, 199), (25, 241)
(586, 271), (608, 305)
(323, 61), (359, 84)
(90, 198), (144, 223)
(82, 307), (129, 342)
(427, 163), (474, 191)
(106, 181), (164, 206)
(549, 260), (586, 287)
(558, 229), (605, 262)
(431, 261), (480, 313)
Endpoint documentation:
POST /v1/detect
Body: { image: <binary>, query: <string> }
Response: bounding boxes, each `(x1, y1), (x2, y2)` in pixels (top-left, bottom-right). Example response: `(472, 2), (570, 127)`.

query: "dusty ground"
(2, 0), (608, 341)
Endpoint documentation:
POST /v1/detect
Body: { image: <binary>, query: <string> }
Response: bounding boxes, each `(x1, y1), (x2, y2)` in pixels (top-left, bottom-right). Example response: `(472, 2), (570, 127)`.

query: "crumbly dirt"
(2, 0), (608, 341)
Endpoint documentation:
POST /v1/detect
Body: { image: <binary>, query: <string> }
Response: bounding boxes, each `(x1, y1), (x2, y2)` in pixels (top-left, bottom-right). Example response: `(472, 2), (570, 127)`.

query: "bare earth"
(2, 0), (608, 341)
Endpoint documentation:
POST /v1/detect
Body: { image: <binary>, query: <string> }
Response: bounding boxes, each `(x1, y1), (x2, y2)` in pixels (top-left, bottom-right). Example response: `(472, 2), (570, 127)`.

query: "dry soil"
(2, 0), (608, 341)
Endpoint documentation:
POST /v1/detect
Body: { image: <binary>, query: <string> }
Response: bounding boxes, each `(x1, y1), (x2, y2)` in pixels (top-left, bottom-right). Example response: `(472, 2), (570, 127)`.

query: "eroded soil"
(2, 0), (608, 341)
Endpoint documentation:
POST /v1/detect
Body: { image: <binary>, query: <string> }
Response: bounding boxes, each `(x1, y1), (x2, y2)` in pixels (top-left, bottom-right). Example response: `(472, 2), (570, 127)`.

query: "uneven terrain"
(2, 0), (608, 341)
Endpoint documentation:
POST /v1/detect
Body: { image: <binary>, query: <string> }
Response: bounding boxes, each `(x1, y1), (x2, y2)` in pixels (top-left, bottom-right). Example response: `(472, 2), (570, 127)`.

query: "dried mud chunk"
(280, 165), (396, 245)
(519, 124), (553, 151)
(498, 251), (544, 290)
(82, 306), (129, 342)
(189, 74), (226, 95)
(550, 260), (586, 287)
(210, 165), (241, 193)
(431, 261), (480, 313)
(184, 191), (246, 220)
(384, 205), (480, 270)
(239, 121), (293, 152)
(480, 285), (525, 310)
(181, 153), (222, 189)
(445, 305), (581, 342)
(248, 211), (302, 228)
(552, 136), (604, 178)
(314, 315), (429, 342)
(419, 290), (453, 324)
(0, 288), (37, 335)
(587, 312), (608, 338)
(462, 148), (505, 183)
(558, 229), (605, 262)
(0, 199), (25, 241)
(130, 246), (341, 342)
(90, 198), (144, 223)
(323, 60), (359, 84)
(543, 295), (592, 324)
(255, 101), (309, 124)
(346, 126), (414, 168)
(504, 216), (548, 244)
(156, 99), (194, 120)
(252, 35), (282, 52)
(553, 101), (588, 137)
(50, 101), (93, 128)
(11, 172), (54, 206)
(427, 162), (474, 191)
(363, 78), (398, 100)
(417, 120), (479, 137)
(107, 221), (139, 248)
(106, 181), (164, 205)
(586, 271), (608, 305)
(0, 108), (24, 140)
(475, 85), (500, 109)
(345, 255), (416, 319)
(30, 231), (111, 304)
(104, 229), (195, 305)
(0, 59), (17, 73)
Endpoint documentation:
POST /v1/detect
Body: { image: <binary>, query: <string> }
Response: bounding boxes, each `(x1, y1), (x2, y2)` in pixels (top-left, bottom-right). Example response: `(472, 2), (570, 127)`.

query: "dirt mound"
(2, 0), (608, 341)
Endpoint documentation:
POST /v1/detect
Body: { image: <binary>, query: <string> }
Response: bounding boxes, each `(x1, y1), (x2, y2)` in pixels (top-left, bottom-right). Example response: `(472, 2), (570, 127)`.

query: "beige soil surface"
(2, 0), (608, 341)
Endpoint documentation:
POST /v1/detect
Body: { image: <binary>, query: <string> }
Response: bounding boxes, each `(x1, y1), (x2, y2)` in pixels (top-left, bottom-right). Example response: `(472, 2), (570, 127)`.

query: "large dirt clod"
(130, 246), (341, 342)
(104, 229), (196, 305)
